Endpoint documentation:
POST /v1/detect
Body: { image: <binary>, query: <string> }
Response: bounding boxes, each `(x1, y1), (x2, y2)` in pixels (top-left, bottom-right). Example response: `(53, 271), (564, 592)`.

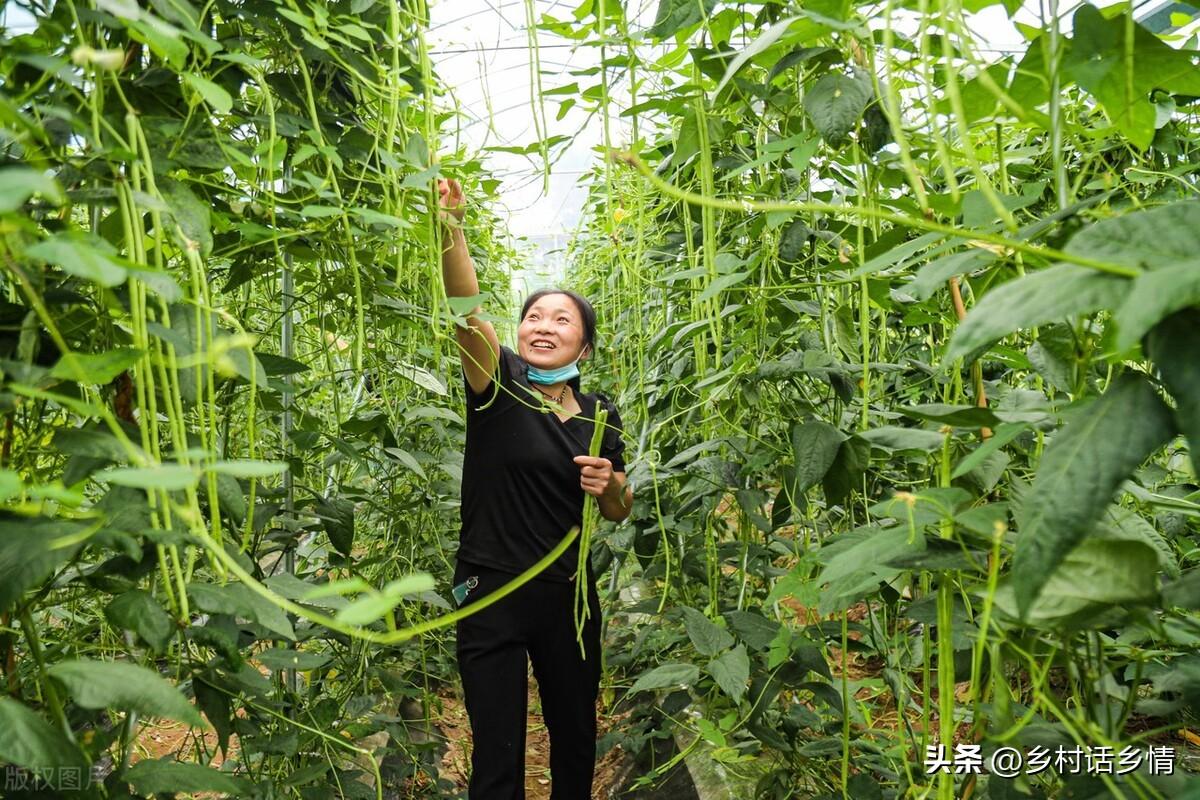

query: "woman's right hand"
(438, 178), (465, 223)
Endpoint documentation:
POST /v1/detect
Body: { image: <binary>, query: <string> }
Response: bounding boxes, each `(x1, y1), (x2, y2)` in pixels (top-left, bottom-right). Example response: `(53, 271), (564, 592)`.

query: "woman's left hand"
(573, 455), (617, 498)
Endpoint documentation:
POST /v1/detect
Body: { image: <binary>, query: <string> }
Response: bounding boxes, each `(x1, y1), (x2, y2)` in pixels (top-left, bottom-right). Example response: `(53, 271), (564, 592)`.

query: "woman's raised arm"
(439, 178), (501, 396)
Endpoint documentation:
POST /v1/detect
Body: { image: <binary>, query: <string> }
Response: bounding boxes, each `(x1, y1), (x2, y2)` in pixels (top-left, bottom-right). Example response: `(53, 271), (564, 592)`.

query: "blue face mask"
(527, 360), (580, 385)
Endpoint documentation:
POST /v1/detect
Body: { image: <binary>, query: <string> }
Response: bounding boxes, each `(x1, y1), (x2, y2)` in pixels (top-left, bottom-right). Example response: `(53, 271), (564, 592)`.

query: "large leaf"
(706, 645), (750, 704)
(54, 426), (133, 462)
(0, 515), (88, 614)
(124, 758), (245, 795)
(159, 177), (213, 258)
(0, 167), (64, 212)
(50, 348), (142, 385)
(649, 0), (718, 38)
(858, 426), (946, 453)
(1064, 5), (1200, 149)
(1012, 375), (1175, 615)
(822, 434), (870, 504)
(48, 659), (204, 726)
(944, 265), (1129, 362)
(105, 589), (176, 653)
(714, 16), (799, 96)
(681, 606), (734, 656)
(188, 581), (296, 641)
(102, 464), (199, 491)
(1096, 507), (1178, 579)
(630, 663), (700, 693)
(999, 539), (1160, 627)
(1113, 260), (1200, 351)
(335, 573), (435, 626)
(24, 234), (127, 287)
(1146, 309), (1200, 477)
(790, 419), (844, 494)
(0, 697), (89, 779)
(182, 72), (233, 114)
(803, 70), (873, 146)
(193, 672), (233, 755)
(723, 611), (783, 651)
(1065, 201), (1200, 272)
(254, 647), (330, 671)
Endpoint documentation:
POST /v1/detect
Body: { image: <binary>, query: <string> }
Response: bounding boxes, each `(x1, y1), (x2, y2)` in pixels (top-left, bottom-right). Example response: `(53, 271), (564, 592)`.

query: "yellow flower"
(612, 207), (628, 224)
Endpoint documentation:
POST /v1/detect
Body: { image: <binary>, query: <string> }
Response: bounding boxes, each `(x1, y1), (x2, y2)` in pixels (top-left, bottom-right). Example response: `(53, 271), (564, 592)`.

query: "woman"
(437, 177), (633, 799)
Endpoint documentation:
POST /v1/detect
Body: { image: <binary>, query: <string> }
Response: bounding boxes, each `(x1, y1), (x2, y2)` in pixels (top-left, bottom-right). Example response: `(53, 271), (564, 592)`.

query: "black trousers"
(453, 558), (602, 800)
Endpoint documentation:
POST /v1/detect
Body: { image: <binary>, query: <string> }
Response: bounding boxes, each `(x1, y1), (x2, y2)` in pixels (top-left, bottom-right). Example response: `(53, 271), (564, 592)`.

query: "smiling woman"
(437, 177), (632, 799)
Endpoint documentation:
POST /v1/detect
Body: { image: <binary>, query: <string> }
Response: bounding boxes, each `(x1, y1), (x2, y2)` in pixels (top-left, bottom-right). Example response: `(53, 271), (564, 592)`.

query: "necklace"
(533, 383), (568, 406)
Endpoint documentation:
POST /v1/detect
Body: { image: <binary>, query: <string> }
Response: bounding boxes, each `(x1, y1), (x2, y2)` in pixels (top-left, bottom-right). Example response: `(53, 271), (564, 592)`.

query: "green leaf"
(188, 581), (295, 641)
(1065, 202), (1200, 272)
(999, 539), (1160, 627)
(1012, 375), (1175, 616)
(50, 348), (142, 385)
(951, 422), (1030, 479)
(649, 0), (718, 37)
(858, 426), (946, 453)
(182, 72), (233, 113)
(335, 573), (435, 626)
(215, 472), (246, 524)
(766, 563), (820, 608)
(944, 265), (1129, 363)
(102, 465), (199, 491)
(822, 434), (870, 505)
(818, 526), (921, 586)
(193, 672), (232, 755)
(128, 17), (188, 68)
(803, 70), (873, 146)
(899, 404), (1000, 428)
(714, 16), (799, 96)
(159, 178), (213, 258)
(49, 659), (204, 725)
(124, 759), (245, 795)
(907, 249), (995, 302)
(126, 265), (183, 301)
(54, 427), (131, 462)
(1064, 6), (1200, 149)
(630, 662), (700, 693)
(1096, 507), (1178, 579)
(0, 167), (64, 212)
(24, 234), (127, 287)
(706, 645), (750, 704)
(398, 362), (447, 396)
(316, 496), (355, 558)
(0, 698), (88, 779)
(1146, 309), (1200, 477)
(722, 611), (783, 651)
(255, 352), (310, 376)
(790, 419), (844, 494)
(778, 218), (812, 264)
(0, 470), (21, 502)
(105, 589), (175, 653)
(254, 647), (330, 671)
(696, 271), (749, 304)
(1114, 260), (1200, 352)
(0, 515), (88, 614)
(207, 460), (288, 478)
(681, 606), (734, 656)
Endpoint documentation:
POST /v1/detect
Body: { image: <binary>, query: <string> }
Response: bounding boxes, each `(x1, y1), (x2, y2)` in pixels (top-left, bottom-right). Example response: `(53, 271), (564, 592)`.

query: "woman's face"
(517, 293), (590, 370)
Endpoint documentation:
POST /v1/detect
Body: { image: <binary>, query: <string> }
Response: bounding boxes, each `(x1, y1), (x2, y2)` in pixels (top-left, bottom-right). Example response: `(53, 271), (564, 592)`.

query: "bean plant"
(0, 0), (1198, 798)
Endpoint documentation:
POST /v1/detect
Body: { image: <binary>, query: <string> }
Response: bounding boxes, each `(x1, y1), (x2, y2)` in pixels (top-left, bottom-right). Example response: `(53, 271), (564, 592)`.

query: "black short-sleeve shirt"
(457, 345), (626, 582)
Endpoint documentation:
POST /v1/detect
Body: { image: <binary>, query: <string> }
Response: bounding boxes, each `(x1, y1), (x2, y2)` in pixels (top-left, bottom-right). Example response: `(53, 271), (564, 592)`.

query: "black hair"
(520, 287), (597, 392)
